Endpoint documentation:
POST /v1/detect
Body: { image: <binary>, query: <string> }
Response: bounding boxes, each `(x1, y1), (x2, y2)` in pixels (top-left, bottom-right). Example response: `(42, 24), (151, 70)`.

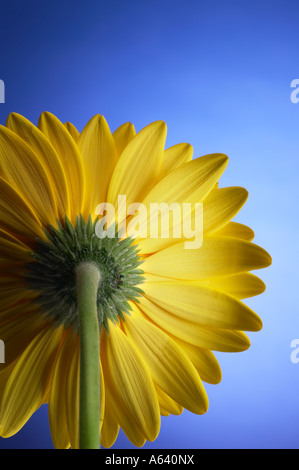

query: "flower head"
(0, 112), (271, 448)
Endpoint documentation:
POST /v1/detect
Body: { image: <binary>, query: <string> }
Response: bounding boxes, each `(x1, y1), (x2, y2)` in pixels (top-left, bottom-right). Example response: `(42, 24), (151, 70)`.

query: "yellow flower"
(0, 112), (271, 448)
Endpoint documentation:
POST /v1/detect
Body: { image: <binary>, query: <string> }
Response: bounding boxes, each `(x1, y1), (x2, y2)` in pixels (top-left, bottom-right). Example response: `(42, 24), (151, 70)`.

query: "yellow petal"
(100, 381), (119, 448)
(101, 324), (160, 445)
(203, 186), (248, 234)
(49, 330), (76, 449)
(129, 153), (228, 253)
(159, 143), (193, 180)
(142, 236), (272, 280)
(6, 113), (70, 218)
(0, 325), (62, 437)
(200, 273), (266, 299)
(0, 277), (34, 311)
(155, 385), (183, 416)
(99, 362), (105, 431)
(216, 222), (255, 241)
(112, 122), (136, 158)
(0, 177), (44, 242)
(65, 342), (79, 449)
(0, 126), (57, 226)
(141, 153), (228, 207)
(138, 296), (251, 352)
(123, 307), (208, 414)
(0, 297), (37, 325)
(64, 121), (80, 141)
(144, 282), (262, 331)
(77, 115), (118, 218)
(0, 310), (46, 367)
(159, 406), (170, 417)
(0, 229), (32, 266)
(173, 338), (222, 384)
(38, 112), (85, 222)
(107, 121), (167, 213)
(0, 362), (15, 401)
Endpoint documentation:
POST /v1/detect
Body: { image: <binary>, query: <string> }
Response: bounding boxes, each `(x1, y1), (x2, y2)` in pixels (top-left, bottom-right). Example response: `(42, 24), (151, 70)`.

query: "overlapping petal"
(0, 229), (32, 268)
(123, 304), (209, 414)
(159, 143), (193, 180)
(142, 236), (272, 280)
(77, 115), (118, 218)
(101, 322), (160, 445)
(100, 381), (119, 448)
(107, 121), (167, 222)
(0, 309), (46, 367)
(65, 341), (80, 449)
(0, 325), (63, 437)
(139, 295), (251, 352)
(143, 281), (262, 331)
(216, 221), (255, 241)
(64, 121), (80, 141)
(0, 177), (44, 242)
(155, 386), (183, 416)
(129, 153), (229, 253)
(38, 112), (85, 222)
(0, 126), (57, 226)
(6, 113), (70, 218)
(112, 122), (136, 158)
(48, 330), (76, 449)
(0, 113), (271, 450)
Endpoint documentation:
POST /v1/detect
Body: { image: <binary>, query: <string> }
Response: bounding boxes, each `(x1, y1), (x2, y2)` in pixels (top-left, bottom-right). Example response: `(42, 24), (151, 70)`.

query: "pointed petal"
(48, 330), (76, 449)
(6, 113), (70, 218)
(144, 282), (262, 331)
(203, 186), (248, 234)
(113, 122), (136, 158)
(77, 115), (117, 218)
(0, 177), (44, 242)
(0, 325), (62, 437)
(138, 297), (251, 352)
(107, 121), (167, 215)
(100, 381), (119, 448)
(65, 342), (80, 449)
(129, 153), (228, 253)
(0, 126), (57, 226)
(123, 307), (209, 414)
(159, 143), (193, 180)
(64, 121), (80, 141)
(200, 273), (266, 299)
(216, 222), (255, 241)
(155, 385), (183, 416)
(141, 153), (228, 207)
(0, 310), (46, 367)
(142, 236), (272, 280)
(173, 338), (222, 384)
(38, 112), (85, 222)
(101, 324), (160, 444)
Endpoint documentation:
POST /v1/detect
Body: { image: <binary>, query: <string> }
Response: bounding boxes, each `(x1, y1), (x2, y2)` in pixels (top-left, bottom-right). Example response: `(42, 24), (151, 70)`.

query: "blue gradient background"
(0, 0), (298, 449)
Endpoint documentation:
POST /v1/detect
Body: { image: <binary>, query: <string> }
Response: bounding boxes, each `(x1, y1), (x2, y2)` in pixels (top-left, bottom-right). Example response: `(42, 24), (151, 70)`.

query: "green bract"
(26, 215), (145, 331)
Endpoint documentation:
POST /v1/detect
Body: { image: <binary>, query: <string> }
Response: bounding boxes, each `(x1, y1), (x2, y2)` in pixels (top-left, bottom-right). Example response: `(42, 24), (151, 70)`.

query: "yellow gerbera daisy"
(0, 112), (271, 449)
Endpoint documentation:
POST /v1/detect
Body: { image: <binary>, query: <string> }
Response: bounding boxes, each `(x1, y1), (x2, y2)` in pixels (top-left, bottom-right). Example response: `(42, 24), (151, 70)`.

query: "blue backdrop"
(0, 0), (298, 449)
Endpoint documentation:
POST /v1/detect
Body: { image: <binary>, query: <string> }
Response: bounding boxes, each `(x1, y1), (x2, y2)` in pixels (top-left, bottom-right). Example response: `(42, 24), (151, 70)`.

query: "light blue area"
(0, 0), (298, 449)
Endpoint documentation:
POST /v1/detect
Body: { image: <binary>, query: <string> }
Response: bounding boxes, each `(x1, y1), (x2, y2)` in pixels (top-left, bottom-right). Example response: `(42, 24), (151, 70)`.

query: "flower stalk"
(76, 262), (101, 449)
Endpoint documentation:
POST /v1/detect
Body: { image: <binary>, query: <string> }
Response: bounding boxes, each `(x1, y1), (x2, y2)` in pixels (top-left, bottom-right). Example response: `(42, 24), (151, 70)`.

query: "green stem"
(76, 262), (101, 449)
